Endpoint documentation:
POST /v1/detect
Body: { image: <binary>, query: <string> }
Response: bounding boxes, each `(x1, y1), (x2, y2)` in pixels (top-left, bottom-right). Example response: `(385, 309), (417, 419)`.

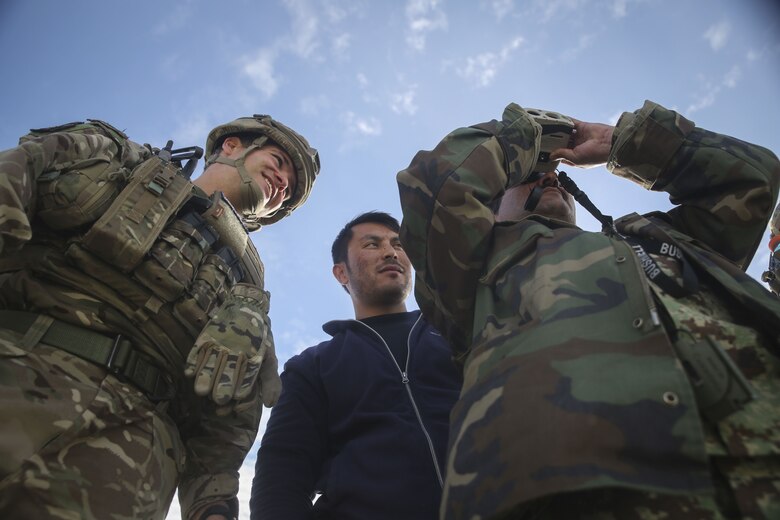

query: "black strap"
(0, 310), (174, 401)
(558, 171), (621, 237)
(556, 170), (699, 296)
(622, 235), (699, 298)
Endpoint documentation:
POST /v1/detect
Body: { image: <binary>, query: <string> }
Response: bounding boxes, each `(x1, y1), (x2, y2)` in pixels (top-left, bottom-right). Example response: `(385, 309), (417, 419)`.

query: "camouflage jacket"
(0, 121), (263, 518)
(397, 101), (780, 519)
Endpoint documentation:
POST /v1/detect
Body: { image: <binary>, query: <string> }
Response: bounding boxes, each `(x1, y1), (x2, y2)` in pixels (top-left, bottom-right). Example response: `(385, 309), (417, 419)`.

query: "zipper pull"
(401, 372), (409, 384)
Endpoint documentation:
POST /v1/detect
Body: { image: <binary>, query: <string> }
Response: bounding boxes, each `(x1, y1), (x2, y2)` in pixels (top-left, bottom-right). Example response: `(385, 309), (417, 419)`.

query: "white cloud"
(324, 1), (349, 22)
(283, 0), (320, 58)
(747, 49), (760, 62)
(172, 115), (211, 150)
(242, 48), (281, 99)
(560, 33), (596, 62)
(323, 0), (367, 23)
(532, 0), (587, 24)
(722, 65), (741, 88)
(277, 318), (329, 356)
(344, 111), (383, 136)
(405, 0), (448, 51)
(300, 94), (330, 116)
(483, 0), (514, 20)
(153, 1), (194, 35)
(687, 88), (717, 114)
(332, 32), (352, 58)
(355, 73), (380, 104)
(391, 84), (419, 115)
(611, 0), (627, 18)
(456, 36), (524, 88)
(703, 20), (731, 51)
(238, 0), (325, 99)
(686, 65), (742, 114)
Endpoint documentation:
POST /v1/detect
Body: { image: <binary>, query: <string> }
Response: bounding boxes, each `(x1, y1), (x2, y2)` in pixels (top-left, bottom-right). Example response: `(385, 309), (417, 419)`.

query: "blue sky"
(2, 0), (779, 517)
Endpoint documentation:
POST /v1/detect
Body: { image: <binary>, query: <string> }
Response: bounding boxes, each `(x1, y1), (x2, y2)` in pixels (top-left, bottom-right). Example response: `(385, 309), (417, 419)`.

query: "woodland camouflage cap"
(206, 115), (320, 225)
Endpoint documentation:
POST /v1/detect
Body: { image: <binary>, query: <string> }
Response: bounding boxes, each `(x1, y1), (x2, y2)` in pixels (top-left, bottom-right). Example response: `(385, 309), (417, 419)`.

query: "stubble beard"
(350, 269), (411, 309)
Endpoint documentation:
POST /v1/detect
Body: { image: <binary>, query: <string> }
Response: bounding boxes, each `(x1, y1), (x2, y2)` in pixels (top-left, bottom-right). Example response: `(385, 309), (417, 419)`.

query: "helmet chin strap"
(522, 171), (547, 212)
(211, 138), (271, 227)
(524, 185), (544, 211)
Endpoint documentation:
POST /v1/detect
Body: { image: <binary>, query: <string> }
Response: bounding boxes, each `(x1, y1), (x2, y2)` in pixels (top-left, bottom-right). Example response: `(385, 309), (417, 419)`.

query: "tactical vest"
(0, 121), (265, 381)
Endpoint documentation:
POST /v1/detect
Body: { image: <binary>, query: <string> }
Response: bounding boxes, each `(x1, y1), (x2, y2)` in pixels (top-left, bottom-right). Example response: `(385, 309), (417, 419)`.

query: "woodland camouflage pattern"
(0, 120), (278, 519)
(397, 101), (780, 519)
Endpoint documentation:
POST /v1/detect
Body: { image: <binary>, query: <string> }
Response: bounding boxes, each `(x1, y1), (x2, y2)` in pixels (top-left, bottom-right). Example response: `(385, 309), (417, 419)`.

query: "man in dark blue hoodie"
(250, 211), (463, 519)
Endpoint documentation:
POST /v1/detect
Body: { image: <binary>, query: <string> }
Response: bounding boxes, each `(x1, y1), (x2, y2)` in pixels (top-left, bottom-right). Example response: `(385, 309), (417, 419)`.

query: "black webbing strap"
(622, 235), (699, 298)
(0, 310), (174, 401)
(558, 171), (621, 237)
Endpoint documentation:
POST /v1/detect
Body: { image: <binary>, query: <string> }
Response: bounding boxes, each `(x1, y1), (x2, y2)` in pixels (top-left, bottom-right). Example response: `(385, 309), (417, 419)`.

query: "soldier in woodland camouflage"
(397, 101), (780, 519)
(762, 203), (780, 295)
(0, 115), (319, 519)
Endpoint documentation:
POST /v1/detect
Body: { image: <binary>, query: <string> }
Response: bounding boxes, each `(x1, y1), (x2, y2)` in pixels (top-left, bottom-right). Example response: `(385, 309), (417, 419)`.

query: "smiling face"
(194, 136), (300, 223)
(332, 222), (412, 318)
(497, 170), (576, 224)
(235, 143), (297, 218)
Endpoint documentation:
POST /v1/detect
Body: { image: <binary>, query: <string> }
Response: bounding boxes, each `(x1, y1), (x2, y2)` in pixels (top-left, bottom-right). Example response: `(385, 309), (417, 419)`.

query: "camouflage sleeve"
(0, 131), (121, 253)
(397, 103), (540, 355)
(177, 388), (262, 520)
(608, 100), (780, 269)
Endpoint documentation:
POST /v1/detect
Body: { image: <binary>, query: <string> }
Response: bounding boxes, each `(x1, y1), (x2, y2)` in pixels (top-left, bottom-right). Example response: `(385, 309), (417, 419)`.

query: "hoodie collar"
(322, 309), (422, 337)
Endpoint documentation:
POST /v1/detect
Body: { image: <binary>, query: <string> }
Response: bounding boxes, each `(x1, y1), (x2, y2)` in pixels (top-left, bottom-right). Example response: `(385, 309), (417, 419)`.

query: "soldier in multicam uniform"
(0, 115), (319, 519)
(397, 101), (780, 519)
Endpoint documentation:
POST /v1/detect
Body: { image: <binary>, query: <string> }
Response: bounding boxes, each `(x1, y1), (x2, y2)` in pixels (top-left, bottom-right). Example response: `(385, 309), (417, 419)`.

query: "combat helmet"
(206, 114), (320, 230)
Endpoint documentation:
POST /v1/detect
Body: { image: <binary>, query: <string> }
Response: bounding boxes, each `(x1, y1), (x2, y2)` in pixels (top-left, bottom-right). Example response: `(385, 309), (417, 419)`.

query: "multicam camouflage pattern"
(0, 120), (151, 251)
(397, 101), (780, 519)
(0, 121), (279, 519)
(0, 337), (182, 519)
(185, 283), (281, 406)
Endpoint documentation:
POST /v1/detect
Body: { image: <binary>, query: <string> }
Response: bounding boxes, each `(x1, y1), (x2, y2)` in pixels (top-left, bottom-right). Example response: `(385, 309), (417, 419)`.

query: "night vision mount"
(521, 108), (618, 237)
(526, 108), (575, 174)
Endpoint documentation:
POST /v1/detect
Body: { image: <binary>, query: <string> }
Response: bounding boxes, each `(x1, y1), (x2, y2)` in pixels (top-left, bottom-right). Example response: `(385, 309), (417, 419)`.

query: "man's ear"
(221, 136), (241, 155)
(332, 263), (349, 286)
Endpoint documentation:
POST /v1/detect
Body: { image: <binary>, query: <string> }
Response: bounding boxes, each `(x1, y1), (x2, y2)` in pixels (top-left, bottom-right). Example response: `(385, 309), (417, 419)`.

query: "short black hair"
(331, 211), (401, 265)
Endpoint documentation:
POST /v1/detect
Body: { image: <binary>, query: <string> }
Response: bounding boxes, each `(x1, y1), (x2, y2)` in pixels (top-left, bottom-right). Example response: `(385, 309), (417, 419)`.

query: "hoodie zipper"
(354, 314), (445, 487)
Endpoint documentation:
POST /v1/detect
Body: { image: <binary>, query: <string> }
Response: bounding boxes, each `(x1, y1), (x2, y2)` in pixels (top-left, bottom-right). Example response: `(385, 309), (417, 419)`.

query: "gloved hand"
(184, 283), (282, 406)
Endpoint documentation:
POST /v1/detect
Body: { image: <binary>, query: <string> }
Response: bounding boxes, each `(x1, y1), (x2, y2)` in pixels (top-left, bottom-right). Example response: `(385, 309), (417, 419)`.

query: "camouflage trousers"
(491, 456), (780, 520)
(0, 328), (184, 520)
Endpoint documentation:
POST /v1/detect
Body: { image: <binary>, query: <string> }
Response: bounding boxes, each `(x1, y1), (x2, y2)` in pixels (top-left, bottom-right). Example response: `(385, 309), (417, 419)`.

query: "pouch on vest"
(36, 156), (126, 230)
(80, 156), (193, 272)
(133, 211), (219, 302)
(202, 192), (264, 287)
(173, 247), (244, 336)
(26, 120), (149, 230)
